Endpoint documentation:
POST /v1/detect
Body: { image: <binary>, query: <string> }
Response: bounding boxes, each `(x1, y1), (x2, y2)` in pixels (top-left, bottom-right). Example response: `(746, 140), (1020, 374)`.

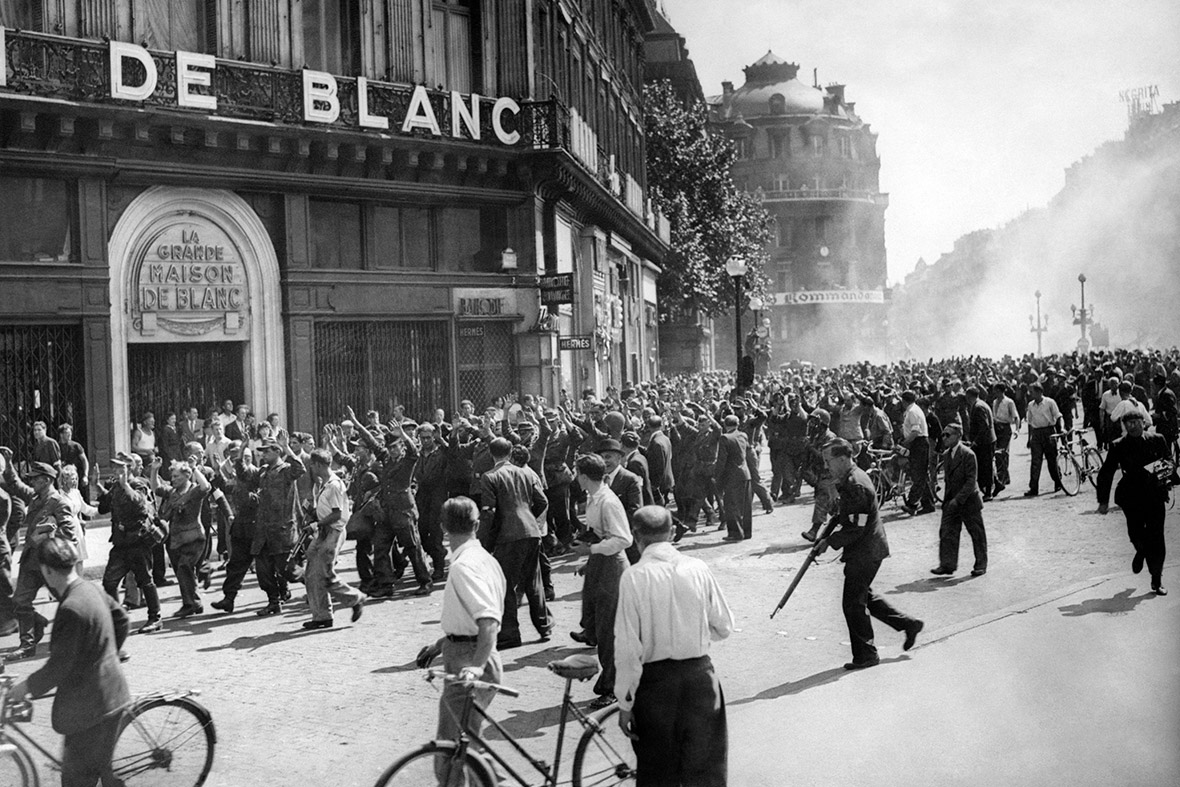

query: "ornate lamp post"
(725, 257), (748, 373)
(1071, 273), (1094, 354)
(1029, 290), (1048, 357)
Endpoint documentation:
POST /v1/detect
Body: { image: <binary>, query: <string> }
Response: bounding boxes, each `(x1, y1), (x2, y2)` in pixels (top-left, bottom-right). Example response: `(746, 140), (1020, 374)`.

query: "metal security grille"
(127, 343), (245, 424)
(0, 324), (87, 466)
(314, 320), (452, 429)
(456, 322), (517, 410)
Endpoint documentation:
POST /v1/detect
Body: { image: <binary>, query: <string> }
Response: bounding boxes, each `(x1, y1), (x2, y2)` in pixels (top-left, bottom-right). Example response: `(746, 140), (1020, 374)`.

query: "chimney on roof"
(826, 83), (846, 103)
(722, 80), (734, 96)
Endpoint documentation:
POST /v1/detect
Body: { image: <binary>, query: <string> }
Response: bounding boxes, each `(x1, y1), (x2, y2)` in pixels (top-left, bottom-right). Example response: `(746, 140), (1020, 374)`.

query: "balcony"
(758, 187), (878, 203)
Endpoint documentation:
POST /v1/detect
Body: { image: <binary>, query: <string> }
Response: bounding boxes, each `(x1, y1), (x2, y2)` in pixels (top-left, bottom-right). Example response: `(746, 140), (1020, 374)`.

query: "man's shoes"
(173, 605), (203, 619)
(156, 578), (174, 587)
(587, 693), (616, 710)
(673, 524), (687, 544)
(414, 584), (433, 597)
(280, 590), (292, 603)
(351, 597), (367, 623)
(918, 506), (936, 515)
(368, 587), (395, 599)
(903, 621), (924, 651)
(538, 627), (553, 643)
(993, 483), (1006, 496)
(431, 568), (447, 582)
(721, 535), (743, 542)
(4, 647), (35, 662)
(570, 630), (598, 647)
(255, 603), (283, 616)
(1023, 490), (1038, 497)
(123, 600), (143, 611)
(1132, 552), (1145, 575)
(118, 650), (131, 663)
(200, 572), (212, 591)
(210, 597), (235, 613)
(800, 530), (817, 543)
(901, 503), (917, 516)
(930, 566), (955, 575)
(762, 506), (774, 515)
(843, 658), (880, 671)
(302, 619), (333, 630)
(139, 618), (163, 634)
(497, 637), (522, 650)
(970, 568), (987, 577)
(1152, 582), (1168, 596)
(982, 495), (993, 503)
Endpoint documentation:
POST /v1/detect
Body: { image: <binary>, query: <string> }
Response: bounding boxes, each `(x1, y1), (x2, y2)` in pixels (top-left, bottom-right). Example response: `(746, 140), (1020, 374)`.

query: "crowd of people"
(0, 346), (1177, 784)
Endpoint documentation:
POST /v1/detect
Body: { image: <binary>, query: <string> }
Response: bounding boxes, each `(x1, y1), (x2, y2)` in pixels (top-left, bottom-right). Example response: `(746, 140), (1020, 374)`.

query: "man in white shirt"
(899, 391), (935, 514)
(1108, 381), (1153, 437)
(416, 496), (507, 749)
(1023, 383), (1064, 496)
(571, 453), (633, 708)
(301, 449), (365, 629)
(205, 419), (231, 467)
(615, 505), (733, 785)
(990, 383), (1020, 494)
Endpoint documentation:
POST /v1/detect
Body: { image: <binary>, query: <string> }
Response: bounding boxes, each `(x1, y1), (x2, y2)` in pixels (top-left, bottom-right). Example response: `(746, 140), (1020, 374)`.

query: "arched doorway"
(108, 187), (284, 454)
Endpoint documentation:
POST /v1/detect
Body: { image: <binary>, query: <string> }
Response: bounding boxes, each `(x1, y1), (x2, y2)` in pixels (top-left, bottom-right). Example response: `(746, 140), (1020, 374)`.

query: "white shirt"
(584, 484), (632, 556)
(1110, 398), (1152, 436)
(991, 395), (1019, 426)
(206, 435), (230, 465)
(901, 403), (928, 443)
(1026, 397), (1062, 429)
(613, 542), (734, 711)
(440, 539), (506, 637)
(313, 472), (351, 527)
(1100, 390), (1122, 416)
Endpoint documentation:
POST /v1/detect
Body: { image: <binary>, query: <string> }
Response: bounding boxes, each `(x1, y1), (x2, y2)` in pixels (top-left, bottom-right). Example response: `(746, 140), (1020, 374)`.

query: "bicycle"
(1052, 429), (1105, 496)
(374, 657), (635, 787)
(864, 445), (941, 510)
(0, 675), (217, 786)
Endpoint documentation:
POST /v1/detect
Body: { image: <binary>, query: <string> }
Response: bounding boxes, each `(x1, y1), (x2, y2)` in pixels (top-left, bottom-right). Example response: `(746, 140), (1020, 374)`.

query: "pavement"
(4, 439), (1179, 786)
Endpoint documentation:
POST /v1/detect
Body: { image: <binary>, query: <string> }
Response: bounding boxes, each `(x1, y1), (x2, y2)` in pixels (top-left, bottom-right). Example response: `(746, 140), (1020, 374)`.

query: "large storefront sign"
(771, 290), (886, 306)
(454, 288), (517, 319)
(130, 217), (249, 340)
(0, 28), (521, 145)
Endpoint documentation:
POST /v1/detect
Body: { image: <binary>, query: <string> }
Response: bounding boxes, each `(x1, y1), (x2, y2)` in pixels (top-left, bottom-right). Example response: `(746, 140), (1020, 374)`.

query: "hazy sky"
(661, 0), (1180, 285)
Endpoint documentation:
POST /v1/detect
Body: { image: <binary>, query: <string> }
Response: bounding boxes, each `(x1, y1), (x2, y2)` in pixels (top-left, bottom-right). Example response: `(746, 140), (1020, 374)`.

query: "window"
(777, 219), (794, 248)
(302, 0), (361, 73)
(0, 177), (73, 262)
(735, 136), (753, 159)
(142, 0), (217, 53)
(310, 200), (363, 269)
(770, 130), (790, 158)
(0, 1), (43, 30)
(402, 208), (434, 268)
(769, 94), (785, 115)
(431, 0), (480, 92)
(811, 134), (825, 156)
(815, 216), (830, 244)
(838, 136), (851, 158)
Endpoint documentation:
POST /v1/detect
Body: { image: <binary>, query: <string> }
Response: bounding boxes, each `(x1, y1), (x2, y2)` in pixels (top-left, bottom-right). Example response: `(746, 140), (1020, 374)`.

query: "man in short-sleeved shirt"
(417, 497), (507, 749)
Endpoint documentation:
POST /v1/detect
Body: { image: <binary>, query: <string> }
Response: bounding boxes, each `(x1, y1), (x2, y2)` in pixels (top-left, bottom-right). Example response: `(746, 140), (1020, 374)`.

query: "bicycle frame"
(447, 676), (601, 786)
(0, 677), (63, 772)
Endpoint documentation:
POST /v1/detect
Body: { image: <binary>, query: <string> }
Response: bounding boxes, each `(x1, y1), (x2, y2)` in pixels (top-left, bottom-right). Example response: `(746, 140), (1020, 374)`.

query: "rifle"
(770, 514), (843, 619)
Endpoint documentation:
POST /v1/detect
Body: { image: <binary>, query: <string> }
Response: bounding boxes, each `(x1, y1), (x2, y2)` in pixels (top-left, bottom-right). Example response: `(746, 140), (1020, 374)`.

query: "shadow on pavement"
(749, 543), (814, 557)
(371, 658), (421, 675)
(1058, 588), (1155, 617)
(484, 702), (565, 740)
(887, 575), (977, 594)
(501, 644), (579, 674)
(729, 656), (911, 707)
(193, 626), (343, 653)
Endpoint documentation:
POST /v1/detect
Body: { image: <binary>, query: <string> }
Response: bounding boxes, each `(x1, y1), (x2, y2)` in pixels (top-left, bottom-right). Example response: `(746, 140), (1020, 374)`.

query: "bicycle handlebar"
(426, 669), (521, 698)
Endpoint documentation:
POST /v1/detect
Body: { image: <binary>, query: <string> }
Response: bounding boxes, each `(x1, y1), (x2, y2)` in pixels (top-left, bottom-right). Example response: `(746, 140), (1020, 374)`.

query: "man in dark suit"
(816, 439), (923, 670)
(715, 415), (752, 541)
(158, 412), (184, 467)
(598, 439), (643, 562)
(224, 404), (252, 443)
(931, 423), (988, 577)
(642, 415), (675, 508)
(964, 387), (997, 501)
(620, 432), (654, 506)
(478, 437), (552, 648)
(12, 537), (130, 786)
(180, 407), (204, 447)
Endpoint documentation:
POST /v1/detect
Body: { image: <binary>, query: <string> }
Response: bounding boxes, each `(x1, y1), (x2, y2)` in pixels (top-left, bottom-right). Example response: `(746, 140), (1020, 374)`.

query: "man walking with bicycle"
(10, 537), (131, 787)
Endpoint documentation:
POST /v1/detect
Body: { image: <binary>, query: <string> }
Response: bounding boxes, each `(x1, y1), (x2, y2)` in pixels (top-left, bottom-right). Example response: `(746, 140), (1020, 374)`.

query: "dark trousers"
(151, 541), (169, 585)
(62, 712), (124, 787)
(0, 533), (15, 625)
(219, 532), (256, 598)
(975, 441), (995, 496)
(416, 487), (448, 575)
(373, 517), (430, 588)
(770, 449), (804, 500)
(721, 478), (752, 539)
(905, 437), (935, 509)
(355, 535), (374, 586)
(493, 537), (551, 643)
(545, 482), (573, 544)
(1028, 427), (1062, 492)
(169, 538), (205, 610)
(254, 550), (290, 604)
(102, 544), (161, 620)
(632, 656), (727, 787)
(14, 559), (50, 649)
(581, 551), (628, 697)
(938, 504), (988, 572)
(994, 423), (1013, 486)
(1122, 498), (1166, 581)
(843, 558), (917, 663)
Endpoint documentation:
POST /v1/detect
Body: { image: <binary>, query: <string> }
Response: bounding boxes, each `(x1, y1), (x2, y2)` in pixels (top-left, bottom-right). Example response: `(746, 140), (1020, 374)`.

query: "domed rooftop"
(722, 51), (826, 118)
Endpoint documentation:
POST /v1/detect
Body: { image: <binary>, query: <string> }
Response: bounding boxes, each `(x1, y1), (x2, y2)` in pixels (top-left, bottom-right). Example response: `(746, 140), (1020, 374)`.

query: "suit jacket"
(966, 399), (996, 446)
(714, 430), (751, 488)
(943, 442), (984, 512)
(225, 419), (250, 443)
(180, 419), (203, 448)
(827, 466), (890, 565)
(644, 431), (675, 492)
(159, 424), (184, 465)
(624, 451), (655, 506)
(27, 579), (130, 736)
(15, 483), (78, 564)
(479, 460), (548, 547)
(608, 466), (643, 523)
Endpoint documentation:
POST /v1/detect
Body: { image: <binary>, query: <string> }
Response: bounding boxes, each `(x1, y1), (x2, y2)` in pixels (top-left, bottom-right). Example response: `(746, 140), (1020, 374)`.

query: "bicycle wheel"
(373, 742), (496, 787)
(572, 704), (637, 787)
(1056, 453), (1080, 496)
(1082, 447), (1103, 488)
(111, 697), (215, 786)
(928, 462), (942, 504)
(0, 738), (39, 787)
(867, 468), (888, 508)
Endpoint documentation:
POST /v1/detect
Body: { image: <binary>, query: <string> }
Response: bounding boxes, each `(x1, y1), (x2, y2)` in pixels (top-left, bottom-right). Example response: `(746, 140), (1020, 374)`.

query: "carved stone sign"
(130, 217), (248, 341)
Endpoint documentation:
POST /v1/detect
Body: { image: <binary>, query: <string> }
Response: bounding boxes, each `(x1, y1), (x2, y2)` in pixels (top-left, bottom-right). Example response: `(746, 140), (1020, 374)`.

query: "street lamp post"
(724, 257), (748, 375)
(1029, 290), (1048, 357)
(1071, 273), (1094, 354)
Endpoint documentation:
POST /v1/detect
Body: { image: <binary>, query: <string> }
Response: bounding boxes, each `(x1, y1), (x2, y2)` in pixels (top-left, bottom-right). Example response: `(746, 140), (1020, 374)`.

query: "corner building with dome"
(710, 52), (889, 365)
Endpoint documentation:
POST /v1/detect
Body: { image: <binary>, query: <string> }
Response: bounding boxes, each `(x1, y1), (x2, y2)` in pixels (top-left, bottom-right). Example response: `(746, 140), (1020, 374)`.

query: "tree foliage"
(644, 80), (773, 318)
